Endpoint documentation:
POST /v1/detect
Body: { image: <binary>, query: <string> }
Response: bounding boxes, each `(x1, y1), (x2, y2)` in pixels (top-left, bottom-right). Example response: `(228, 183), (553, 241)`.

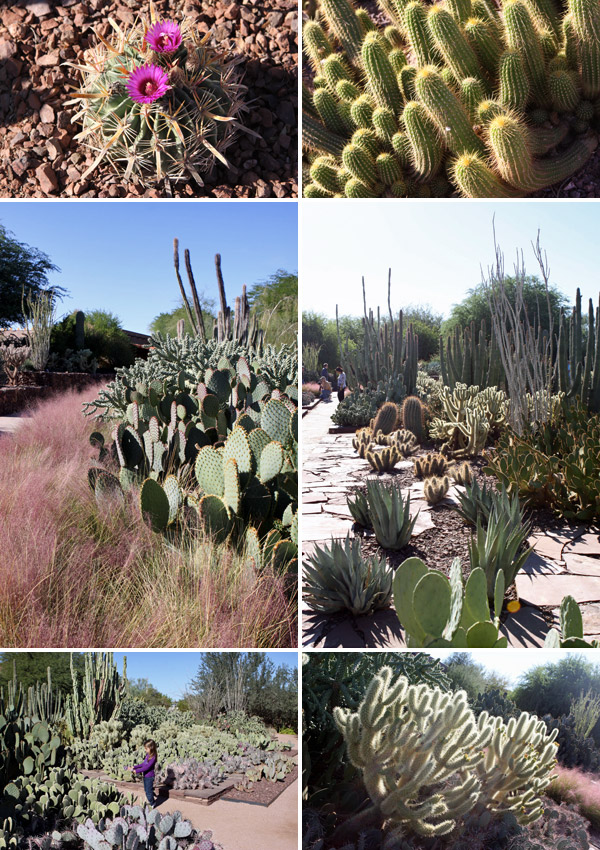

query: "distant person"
(130, 740), (158, 807)
(320, 376), (332, 402)
(336, 366), (347, 403)
(321, 362), (329, 380)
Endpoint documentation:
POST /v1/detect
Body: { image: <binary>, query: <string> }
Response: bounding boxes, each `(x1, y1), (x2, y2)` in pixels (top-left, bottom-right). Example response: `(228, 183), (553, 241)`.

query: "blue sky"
(302, 200), (600, 319)
(0, 201), (297, 333)
(425, 649), (600, 687)
(113, 651), (298, 700)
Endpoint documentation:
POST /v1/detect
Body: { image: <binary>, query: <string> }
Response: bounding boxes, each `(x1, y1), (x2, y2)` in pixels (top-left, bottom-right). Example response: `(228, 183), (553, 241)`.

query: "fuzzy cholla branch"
(333, 667), (558, 839)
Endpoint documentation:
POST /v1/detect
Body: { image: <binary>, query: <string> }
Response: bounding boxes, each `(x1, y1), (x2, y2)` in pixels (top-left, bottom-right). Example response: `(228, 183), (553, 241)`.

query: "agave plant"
(365, 479), (417, 549)
(66, 5), (246, 187)
(303, 534), (393, 615)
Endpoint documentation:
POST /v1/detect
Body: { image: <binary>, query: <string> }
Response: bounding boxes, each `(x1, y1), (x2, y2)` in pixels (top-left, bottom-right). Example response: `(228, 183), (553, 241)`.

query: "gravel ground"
(0, 0), (298, 198)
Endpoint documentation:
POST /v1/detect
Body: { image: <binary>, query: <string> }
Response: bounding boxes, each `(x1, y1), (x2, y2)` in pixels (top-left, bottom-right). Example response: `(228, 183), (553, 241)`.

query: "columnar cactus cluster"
(440, 319), (505, 389)
(334, 667), (557, 836)
(303, 0), (599, 197)
(67, 11), (246, 187)
(65, 654), (126, 742)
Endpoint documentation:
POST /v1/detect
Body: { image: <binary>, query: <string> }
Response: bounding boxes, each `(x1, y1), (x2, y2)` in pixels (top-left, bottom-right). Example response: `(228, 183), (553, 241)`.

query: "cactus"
(413, 452), (448, 478)
(372, 401), (399, 435)
(334, 665), (556, 837)
(67, 13), (246, 188)
(449, 461), (473, 485)
(423, 475), (450, 504)
(393, 556), (506, 648)
(302, 0), (599, 197)
(303, 534), (393, 615)
(64, 653), (126, 741)
(401, 395), (424, 442)
(365, 444), (403, 472)
(77, 807), (222, 850)
(544, 594), (600, 647)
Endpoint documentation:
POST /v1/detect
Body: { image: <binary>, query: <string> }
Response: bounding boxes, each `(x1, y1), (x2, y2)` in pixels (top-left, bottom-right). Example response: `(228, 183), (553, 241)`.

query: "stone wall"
(0, 373), (107, 416)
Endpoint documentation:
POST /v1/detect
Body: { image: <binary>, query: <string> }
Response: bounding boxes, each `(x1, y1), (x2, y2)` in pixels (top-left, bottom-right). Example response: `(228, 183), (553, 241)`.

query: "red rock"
(12, 157), (30, 178)
(35, 163), (59, 193)
(37, 51), (59, 66)
(224, 2), (239, 20)
(0, 40), (17, 61)
(27, 2), (52, 17)
(46, 138), (62, 160)
(39, 103), (54, 123)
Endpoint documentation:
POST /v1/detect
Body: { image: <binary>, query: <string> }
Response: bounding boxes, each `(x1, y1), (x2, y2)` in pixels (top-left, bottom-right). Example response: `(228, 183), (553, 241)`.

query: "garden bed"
(0, 0), (297, 198)
(302, 422), (600, 648)
(221, 764), (298, 807)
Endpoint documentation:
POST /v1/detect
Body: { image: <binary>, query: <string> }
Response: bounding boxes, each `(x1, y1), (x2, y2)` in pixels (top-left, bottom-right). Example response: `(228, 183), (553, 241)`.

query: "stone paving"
(302, 401), (600, 648)
(0, 413), (28, 436)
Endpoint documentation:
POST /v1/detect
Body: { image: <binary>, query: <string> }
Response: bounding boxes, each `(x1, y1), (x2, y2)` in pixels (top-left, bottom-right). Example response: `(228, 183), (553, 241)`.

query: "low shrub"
(548, 765), (600, 832)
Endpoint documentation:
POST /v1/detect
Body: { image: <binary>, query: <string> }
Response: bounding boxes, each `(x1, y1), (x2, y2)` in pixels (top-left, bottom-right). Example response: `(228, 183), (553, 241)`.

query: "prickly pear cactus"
(67, 8), (246, 187)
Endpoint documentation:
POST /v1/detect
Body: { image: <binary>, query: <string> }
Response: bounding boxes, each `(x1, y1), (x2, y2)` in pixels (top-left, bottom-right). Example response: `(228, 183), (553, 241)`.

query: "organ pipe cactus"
(334, 666), (557, 837)
(303, 0), (599, 197)
(440, 320), (505, 390)
(336, 274), (418, 395)
(67, 11), (246, 188)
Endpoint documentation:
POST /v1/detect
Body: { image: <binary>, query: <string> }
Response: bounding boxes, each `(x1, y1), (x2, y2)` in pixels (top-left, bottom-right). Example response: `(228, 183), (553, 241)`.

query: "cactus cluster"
(303, 0), (599, 197)
(429, 383), (508, 456)
(67, 11), (246, 188)
(413, 452), (448, 478)
(371, 401), (399, 435)
(88, 345), (297, 564)
(353, 420), (419, 471)
(65, 654), (126, 742)
(77, 807), (222, 850)
(393, 555), (507, 647)
(334, 667), (557, 836)
(449, 460), (473, 485)
(423, 474), (451, 504)
(303, 534), (393, 615)
(400, 395), (425, 442)
(441, 319), (505, 389)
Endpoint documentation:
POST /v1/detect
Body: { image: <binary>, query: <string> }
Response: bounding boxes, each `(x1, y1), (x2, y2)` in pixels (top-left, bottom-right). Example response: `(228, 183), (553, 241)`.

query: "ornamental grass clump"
(67, 7), (246, 187)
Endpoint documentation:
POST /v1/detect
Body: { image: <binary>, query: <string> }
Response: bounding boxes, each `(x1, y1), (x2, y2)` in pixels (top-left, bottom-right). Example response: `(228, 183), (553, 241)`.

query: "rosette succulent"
(67, 9), (246, 187)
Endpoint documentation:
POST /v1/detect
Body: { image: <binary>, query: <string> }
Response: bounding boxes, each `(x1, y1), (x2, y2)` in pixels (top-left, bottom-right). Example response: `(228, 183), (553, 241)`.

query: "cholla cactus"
(0, 343), (30, 386)
(333, 667), (558, 837)
(67, 6), (246, 187)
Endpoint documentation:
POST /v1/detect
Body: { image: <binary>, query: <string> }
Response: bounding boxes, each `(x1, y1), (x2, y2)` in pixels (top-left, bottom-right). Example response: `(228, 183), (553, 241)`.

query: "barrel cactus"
(303, 0), (599, 197)
(68, 11), (246, 187)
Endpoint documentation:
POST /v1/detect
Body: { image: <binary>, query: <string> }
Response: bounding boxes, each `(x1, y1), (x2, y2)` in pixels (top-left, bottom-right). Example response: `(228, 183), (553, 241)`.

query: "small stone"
(46, 138), (62, 161)
(26, 1), (52, 17)
(39, 103), (55, 123)
(0, 40), (17, 61)
(35, 163), (59, 194)
(11, 156), (30, 178)
(37, 51), (60, 66)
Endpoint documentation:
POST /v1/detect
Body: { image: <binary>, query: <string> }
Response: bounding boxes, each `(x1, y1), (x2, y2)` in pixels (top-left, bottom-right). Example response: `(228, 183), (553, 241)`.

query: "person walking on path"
(335, 366), (347, 403)
(321, 362), (329, 381)
(131, 740), (158, 807)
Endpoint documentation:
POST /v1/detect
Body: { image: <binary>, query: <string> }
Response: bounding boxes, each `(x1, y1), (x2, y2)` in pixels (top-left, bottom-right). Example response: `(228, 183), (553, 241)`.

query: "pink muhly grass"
(302, 382), (320, 395)
(126, 65), (171, 104)
(145, 20), (182, 53)
(548, 764), (600, 830)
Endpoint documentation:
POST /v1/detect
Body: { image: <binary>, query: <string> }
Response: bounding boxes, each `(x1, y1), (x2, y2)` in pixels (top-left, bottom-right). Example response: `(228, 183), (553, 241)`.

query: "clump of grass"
(0, 388), (296, 647)
(547, 764), (600, 831)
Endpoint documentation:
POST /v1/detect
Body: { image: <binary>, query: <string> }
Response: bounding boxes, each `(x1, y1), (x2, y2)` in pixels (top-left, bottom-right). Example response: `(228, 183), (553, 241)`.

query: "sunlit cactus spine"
(68, 10), (246, 187)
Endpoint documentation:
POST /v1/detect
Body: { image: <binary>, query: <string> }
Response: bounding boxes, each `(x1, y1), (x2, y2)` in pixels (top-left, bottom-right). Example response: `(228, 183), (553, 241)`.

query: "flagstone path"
(302, 402), (600, 648)
(0, 413), (29, 436)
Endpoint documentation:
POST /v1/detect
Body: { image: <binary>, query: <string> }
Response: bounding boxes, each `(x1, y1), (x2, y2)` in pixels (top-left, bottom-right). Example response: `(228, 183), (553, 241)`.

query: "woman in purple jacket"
(132, 740), (158, 807)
